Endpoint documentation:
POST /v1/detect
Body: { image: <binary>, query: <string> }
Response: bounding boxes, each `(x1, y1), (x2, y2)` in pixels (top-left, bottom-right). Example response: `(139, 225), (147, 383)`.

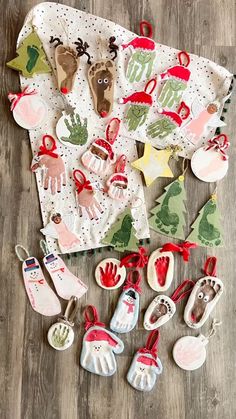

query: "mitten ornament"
(73, 169), (103, 220)
(8, 86), (47, 130)
(157, 51), (191, 108)
(144, 279), (194, 330)
(56, 111), (88, 147)
(191, 134), (229, 182)
(95, 258), (126, 290)
(81, 118), (120, 175)
(80, 305), (124, 376)
(119, 78), (157, 131)
(122, 21), (156, 83)
(127, 330), (163, 392)
(106, 155), (129, 201)
(184, 257), (224, 329)
(110, 270), (142, 333)
(31, 135), (66, 195)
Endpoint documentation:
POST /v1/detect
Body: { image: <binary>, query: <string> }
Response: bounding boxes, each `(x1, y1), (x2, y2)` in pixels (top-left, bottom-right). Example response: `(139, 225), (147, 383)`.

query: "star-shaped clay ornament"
(131, 144), (174, 187)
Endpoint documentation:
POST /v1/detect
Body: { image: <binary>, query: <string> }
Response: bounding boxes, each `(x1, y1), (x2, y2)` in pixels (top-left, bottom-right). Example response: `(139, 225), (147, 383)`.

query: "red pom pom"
(100, 111), (108, 118)
(60, 87), (69, 94)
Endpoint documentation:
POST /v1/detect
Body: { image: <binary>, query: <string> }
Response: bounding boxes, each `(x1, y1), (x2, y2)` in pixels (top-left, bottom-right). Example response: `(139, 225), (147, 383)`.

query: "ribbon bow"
(138, 330), (160, 358)
(84, 305), (105, 331)
(38, 135), (58, 158)
(205, 134), (230, 161)
(160, 241), (197, 262)
(123, 270), (142, 294)
(8, 86), (37, 111)
(120, 247), (148, 269)
(73, 169), (93, 194)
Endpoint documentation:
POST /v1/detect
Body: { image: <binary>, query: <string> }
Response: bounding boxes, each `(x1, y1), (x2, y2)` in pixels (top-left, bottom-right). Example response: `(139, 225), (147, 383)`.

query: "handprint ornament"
(106, 155), (128, 201)
(80, 305), (124, 376)
(56, 111), (88, 147)
(95, 258), (126, 290)
(73, 169), (103, 220)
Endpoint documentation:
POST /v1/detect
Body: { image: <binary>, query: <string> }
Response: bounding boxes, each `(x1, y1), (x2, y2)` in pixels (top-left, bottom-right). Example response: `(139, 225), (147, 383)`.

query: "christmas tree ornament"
(106, 155), (129, 201)
(56, 111), (88, 146)
(157, 51), (191, 108)
(80, 305), (124, 376)
(81, 118), (120, 175)
(40, 212), (80, 253)
(144, 279), (194, 330)
(122, 20), (156, 83)
(127, 330), (163, 392)
(102, 208), (139, 252)
(186, 192), (224, 247)
(131, 143), (174, 187)
(7, 29), (51, 77)
(73, 169), (103, 220)
(8, 86), (47, 130)
(47, 296), (80, 351)
(31, 135), (66, 195)
(95, 258), (126, 290)
(50, 36), (91, 94)
(110, 270), (142, 333)
(15, 245), (61, 316)
(88, 36), (118, 117)
(173, 319), (221, 371)
(184, 257), (224, 329)
(147, 101), (190, 139)
(40, 240), (88, 300)
(119, 78), (157, 131)
(191, 134), (229, 182)
(120, 247), (149, 269)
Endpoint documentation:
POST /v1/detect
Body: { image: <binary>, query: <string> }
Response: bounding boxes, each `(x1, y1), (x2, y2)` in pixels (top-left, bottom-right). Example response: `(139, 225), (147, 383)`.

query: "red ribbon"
(115, 154), (127, 174)
(139, 20), (153, 38)
(38, 135), (58, 158)
(170, 279), (195, 304)
(203, 256), (217, 277)
(105, 118), (120, 145)
(84, 305), (105, 331)
(8, 86), (37, 111)
(205, 134), (230, 161)
(138, 330), (160, 358)
(120, 247), (148, 269)
(73, 169), (93, 194)
(178, 50), (190, 67)
(123, 270), (142, 294)
(160, 241), (197, 262)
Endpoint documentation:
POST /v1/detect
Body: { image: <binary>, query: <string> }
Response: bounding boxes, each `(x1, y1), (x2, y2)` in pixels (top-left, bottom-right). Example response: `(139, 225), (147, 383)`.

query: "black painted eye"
(203, 295), (209, 302)
(198, 292), (204, 299)
(104, 78), (109, 83)
(98, 79), (103, 84)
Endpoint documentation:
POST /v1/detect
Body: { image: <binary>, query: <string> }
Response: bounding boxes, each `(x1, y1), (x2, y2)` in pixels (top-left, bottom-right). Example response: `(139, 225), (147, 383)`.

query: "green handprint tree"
(51, 324), (70, 349)
(58, 112), (88, 146)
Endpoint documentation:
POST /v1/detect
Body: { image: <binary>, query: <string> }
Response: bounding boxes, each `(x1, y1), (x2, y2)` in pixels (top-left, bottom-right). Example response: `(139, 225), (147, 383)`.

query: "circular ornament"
(12, 94), (47, 130)
(47, 321), (75, 351)
(95, 258), (126, 290)
(173, 334), (208, 370)
(56, 111), (88, 147)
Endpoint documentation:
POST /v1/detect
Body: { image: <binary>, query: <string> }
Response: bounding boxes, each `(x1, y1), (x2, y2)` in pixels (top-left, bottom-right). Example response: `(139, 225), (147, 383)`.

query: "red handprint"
(99, 262), (121, 288)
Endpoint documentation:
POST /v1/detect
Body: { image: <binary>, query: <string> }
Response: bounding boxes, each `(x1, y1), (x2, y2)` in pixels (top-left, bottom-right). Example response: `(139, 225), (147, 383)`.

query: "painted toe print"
(88, 59), (115, 117)
(147, 248), (174, 292)
(144, 295), (176, 330)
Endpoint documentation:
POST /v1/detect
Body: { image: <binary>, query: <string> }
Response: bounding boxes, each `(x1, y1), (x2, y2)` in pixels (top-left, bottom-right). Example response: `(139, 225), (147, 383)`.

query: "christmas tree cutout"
(102, 208), (139, 252)
(7, 30), (51, 77)
(149, 176), (186, 240)
(186, 193), (223, 247)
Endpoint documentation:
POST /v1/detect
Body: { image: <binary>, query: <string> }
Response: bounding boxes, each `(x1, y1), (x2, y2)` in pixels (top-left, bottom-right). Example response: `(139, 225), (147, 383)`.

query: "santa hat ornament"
(80, 305), (124, 376)
(119, 78), (157, 131)
(158, 51), (191, 108)
(122, 21), (156, 83)
(107, 155), (129, 200)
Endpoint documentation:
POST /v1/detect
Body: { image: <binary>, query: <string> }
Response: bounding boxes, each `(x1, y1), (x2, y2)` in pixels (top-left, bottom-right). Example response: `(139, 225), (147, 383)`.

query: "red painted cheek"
(60, 87), (69, 94)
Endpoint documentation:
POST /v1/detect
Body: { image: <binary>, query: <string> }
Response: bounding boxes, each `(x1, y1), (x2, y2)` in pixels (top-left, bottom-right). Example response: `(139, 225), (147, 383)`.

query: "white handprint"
(127, 352), (163, 392)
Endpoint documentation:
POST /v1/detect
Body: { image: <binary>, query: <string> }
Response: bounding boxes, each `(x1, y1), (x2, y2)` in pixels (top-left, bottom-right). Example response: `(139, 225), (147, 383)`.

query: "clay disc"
(191, 147), (228, 182)
(47, 322), (74, 351)
(173, 335), (207, 370)
(13, 95), (47, 129)
(95, 258), (126, 290)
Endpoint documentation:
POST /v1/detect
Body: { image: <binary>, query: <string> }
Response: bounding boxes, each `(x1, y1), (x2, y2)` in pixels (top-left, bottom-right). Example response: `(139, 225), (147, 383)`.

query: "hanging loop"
(120, 247), (149, 269)
(115, 155), (127, 174)
(206, 318), (222, 339)
(15, 245), (30, 261)
(178, 51), (190, 67)
(203, 256), (217, 277)
(40, 239), (50, 256)
(171, 279), (195, 304)
(105, 118), (120, 144)
(84, 305), (105, 330)
(123, 270), (142, 293)
(73, 169), (93, 193)
(138, 329), (160, 358)
(144, 78), (157, 95)
(139, 20), (153, 38)
(160, 241), (197, 262)
(206, 134), (230, 160)
(38, 135), (58, 158)
(60, 296), (79, 326)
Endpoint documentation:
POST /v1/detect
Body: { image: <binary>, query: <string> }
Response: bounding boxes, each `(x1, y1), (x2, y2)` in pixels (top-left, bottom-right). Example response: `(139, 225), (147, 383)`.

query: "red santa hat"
(137, 355), (158, 367)
(121, 36), (155, 51)
(109, 173), (128, 185)
(93, 138), (114, 160)
(157, 108), (183, 127)
(160, 65), (190, 83)
(85, 329), (118, 347)
(119, 91), (153, 107)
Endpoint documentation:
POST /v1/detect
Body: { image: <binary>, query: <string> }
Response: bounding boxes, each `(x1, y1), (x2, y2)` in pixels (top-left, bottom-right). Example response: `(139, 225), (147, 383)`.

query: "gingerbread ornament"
(107, 155), (128, 201)
(73, 169), (103, 220)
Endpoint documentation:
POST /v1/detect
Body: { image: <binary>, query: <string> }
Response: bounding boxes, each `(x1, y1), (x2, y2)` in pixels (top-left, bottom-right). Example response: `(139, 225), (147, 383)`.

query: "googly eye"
(203, 295), (209, 302)
(104, 78), (109, 83)
(198, 292), (204, 299)
(98, 79), (103, 84)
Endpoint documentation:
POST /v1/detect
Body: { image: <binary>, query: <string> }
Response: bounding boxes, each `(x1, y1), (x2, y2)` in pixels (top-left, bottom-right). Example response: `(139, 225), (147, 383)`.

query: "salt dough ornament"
(7, 29), (51, 77)
(110, 270), (142, 333)
(88, 36), (118, 117)
(56, 111), (88, 147)
(184, 257), (224, 329)
(122, 20), (156, 83)
(50, 36), (91, 94)
(191, 134), (229, 182)
(147, 101), (190, 139)
(41, 241), (88, 300)
(173, 319), (221, 370)
(186, 192), (224, 247)
(106, 155), (129, 201)
(131, 143), (174, 187)
(81, 118), (120, 175)
(144, 279), (194, 330)
(102, 208), (139, 252)
(47, 296), (80, 351)
(127, 329), (163, 392)
(80, 305), (124, 376)
(119, 78), (157, 131)
(40, 212), (80, 254)
(8, 86), (47, 130)
(15, 245), (61, 317)
(73, 169), (103, 220)
(158, 51), (191, 108)
(31, 135), (66, 195)
(95, 258), (126, 290)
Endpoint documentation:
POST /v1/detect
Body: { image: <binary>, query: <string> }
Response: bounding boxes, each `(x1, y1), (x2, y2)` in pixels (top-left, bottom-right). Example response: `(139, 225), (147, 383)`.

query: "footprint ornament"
(147, 247), (174, 292)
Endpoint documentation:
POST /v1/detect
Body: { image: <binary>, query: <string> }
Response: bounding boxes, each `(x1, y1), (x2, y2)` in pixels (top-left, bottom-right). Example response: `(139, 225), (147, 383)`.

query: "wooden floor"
(1, 1), (236, 418)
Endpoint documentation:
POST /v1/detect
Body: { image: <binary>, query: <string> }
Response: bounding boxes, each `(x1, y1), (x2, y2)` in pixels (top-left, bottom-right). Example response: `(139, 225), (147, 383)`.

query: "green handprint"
(51, 324), (70, 348)
(61, 113), (88, 146)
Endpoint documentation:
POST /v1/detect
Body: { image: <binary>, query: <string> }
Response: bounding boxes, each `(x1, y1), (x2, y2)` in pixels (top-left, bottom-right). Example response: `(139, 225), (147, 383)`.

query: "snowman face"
(123, 293), (135, 304)
(47, 260), (59, 270)
(29, 270), (39, 280)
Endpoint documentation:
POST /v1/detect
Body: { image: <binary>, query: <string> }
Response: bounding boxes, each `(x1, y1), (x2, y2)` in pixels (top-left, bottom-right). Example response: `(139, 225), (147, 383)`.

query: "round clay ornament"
(173, 334), (208, 371)
(56, 111), (88, 147)
(95, 258), (126, 290)
(147, 248), (174, 292)
(47, 321), (75, 351)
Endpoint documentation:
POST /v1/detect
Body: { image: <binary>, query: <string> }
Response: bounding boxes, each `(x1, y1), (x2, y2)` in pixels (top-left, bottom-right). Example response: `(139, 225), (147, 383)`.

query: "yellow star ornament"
(131, 144), (174, 187)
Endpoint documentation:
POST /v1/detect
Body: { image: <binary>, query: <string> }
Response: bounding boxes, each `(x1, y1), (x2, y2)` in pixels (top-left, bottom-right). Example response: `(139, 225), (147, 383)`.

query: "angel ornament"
(40, 212), (80, 253)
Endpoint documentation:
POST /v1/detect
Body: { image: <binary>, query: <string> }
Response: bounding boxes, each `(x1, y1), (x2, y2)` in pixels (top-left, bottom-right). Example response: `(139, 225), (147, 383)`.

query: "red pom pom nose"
(60, 87), (69, 94)
(100, 111), (108, 118)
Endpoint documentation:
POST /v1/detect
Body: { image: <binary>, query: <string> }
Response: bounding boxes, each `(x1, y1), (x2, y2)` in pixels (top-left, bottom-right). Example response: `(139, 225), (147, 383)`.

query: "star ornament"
(131, 143), (174, 187)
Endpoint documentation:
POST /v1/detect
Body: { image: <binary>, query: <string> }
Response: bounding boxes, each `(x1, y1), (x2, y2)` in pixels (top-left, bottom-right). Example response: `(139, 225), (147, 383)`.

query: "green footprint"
(26, 45), (39, 73)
